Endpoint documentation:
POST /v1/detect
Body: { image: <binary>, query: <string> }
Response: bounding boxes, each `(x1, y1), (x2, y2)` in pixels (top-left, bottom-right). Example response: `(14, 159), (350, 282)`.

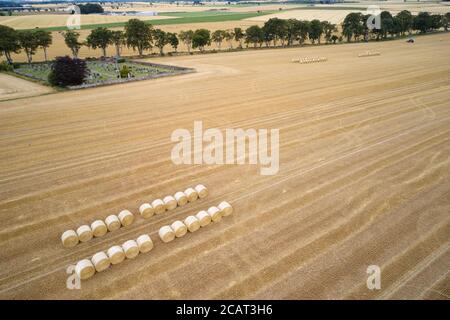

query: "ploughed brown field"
(0, 33), (449, 299)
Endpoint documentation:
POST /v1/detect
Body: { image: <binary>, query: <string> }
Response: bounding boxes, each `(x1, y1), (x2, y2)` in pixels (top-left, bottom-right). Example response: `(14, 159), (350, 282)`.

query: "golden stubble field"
(0, 33), (449, 299)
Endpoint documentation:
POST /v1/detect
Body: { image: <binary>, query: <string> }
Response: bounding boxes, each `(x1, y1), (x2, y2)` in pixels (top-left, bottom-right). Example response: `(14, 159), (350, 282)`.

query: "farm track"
(0, 33), (449, 299)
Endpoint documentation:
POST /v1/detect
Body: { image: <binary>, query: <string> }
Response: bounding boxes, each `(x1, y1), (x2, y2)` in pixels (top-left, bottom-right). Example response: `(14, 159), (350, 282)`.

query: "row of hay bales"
(74, 200), (233, 280)
(291, 51), (382, 64)
(291, 57), (328, 64)
(60, 184), (208, 248)
(159, 201), (233, 243)
(75, 234), (154, 280)
(139, 184), (208, 218)
(357, 50), (381, 57)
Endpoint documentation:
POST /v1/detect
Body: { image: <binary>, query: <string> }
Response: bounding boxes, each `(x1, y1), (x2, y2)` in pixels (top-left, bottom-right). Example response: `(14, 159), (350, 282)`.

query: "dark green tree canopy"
(124, 19), (153, 56)
(192, 29), (211, 51)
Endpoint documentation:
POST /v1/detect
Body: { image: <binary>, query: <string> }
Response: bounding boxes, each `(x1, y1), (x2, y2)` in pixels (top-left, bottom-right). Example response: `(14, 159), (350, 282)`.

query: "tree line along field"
(1, 9), (449, 65)
(0, 32), (449, 299)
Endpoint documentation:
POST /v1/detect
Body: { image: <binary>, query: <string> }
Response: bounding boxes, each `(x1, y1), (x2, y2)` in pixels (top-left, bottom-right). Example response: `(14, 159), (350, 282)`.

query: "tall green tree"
(443, 13), (450, 31)
(263, 18), (287, 46)
(245, 25), (263, 48)
(308, 19), (324, 44)
(62, 30), (82, 58)
(322, 21), (336, 44)
(413, 12), (432, 33)
(18, 30), (40, 64)
(342, 12), (364, 42)
(0, 25), (20, 64)
(192, 29), (211, 52)
(211, 29), (226, 50)
(430, 14), (443, 30)
(111, 30), (125, 58)
(262, 25), (273, 47)
(86, 27), (112, 57)
(179, 30), (194, 53)
(233, 27), (245, 48)
(296, 20), (310, 45)
(124, 19), (153, 56)
(34, 29), (52, 62)
(396, 10), (413, 35)
(224, 30), (234, 49)
(167, 32), (179, 52)
(152, 29), (168, 55)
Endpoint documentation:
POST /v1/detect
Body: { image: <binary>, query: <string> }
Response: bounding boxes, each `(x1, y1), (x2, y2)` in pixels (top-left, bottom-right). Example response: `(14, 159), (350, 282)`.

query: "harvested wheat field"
(0, 33), (449, 299)
(246, 9), (362, 24)
(0, 14), (175, 30)
(0, 73), (53, 101)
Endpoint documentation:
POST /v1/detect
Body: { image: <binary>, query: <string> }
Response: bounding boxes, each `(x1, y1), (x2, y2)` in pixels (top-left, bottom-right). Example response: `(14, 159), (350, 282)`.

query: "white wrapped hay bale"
(91, 251), (110, 272)
(207, 206), (222, 222)
(159, 225), (175, 243)
(194, 184), (208, 198)
(196, 210), (211, 227)
(139, 203), (154, 219)
(91, 220), (108, 237)
(122, 240), (139, 259)
(184, 187), (198, 202)
(118, 210), (134, 227)
(105, 214), (121, 232)
(174, 191), (188, 206)
(107, 245), (125, 265)
(61, 230), (79, 248)
(218, 201), (233, 217)
(171, 220), (187, 238)
(76, 225), (93, 242)
(151, 199), (166, 214)
(136, 234), (153, 253)
(163, 195), (178, 210)
(75, 259), (95, 280)
(184, 215), (200, 233)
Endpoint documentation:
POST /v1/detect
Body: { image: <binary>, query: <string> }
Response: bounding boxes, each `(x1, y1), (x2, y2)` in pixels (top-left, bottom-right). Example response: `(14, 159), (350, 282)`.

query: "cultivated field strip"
(0, 33), (449, 298)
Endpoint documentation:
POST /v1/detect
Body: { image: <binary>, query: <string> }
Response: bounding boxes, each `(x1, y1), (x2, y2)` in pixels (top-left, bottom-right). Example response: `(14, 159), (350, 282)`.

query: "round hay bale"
(91, 220), (108, 238)
(171, 220), (187, 238)
(218, 201), (233, 216)
(75, 259), (95, 280)
(122, 240), (139, 259)
(136, 234), (153, 253)
(118, 210), (134, 227)
(159, 225), (175, 243)
(174, 191), (188, 206)
(195, 210), (211, 227)
(151, 199), (166, 214)
(184, 215), (200, 232)
(194, 184), (208, 198)
(163, 195), (177, 210)
(184, 187), (198, 202)
(105, 214), (121, 232)
(107, 245), (125, 265)
(207, 206), (222, 222)
(139, 203), (154, 219)
(61, 230), (79, 248)
(91, 251), (110, 272)
(76, 225), (93, 242)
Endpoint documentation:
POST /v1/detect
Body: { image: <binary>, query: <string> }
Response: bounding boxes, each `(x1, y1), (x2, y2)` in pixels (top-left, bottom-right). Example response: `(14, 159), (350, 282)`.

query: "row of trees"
(0, 25), (52, 64)
(61, 18), (339, 60)
(1, 11), (449, 64)
(343, 11), (450, 42)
